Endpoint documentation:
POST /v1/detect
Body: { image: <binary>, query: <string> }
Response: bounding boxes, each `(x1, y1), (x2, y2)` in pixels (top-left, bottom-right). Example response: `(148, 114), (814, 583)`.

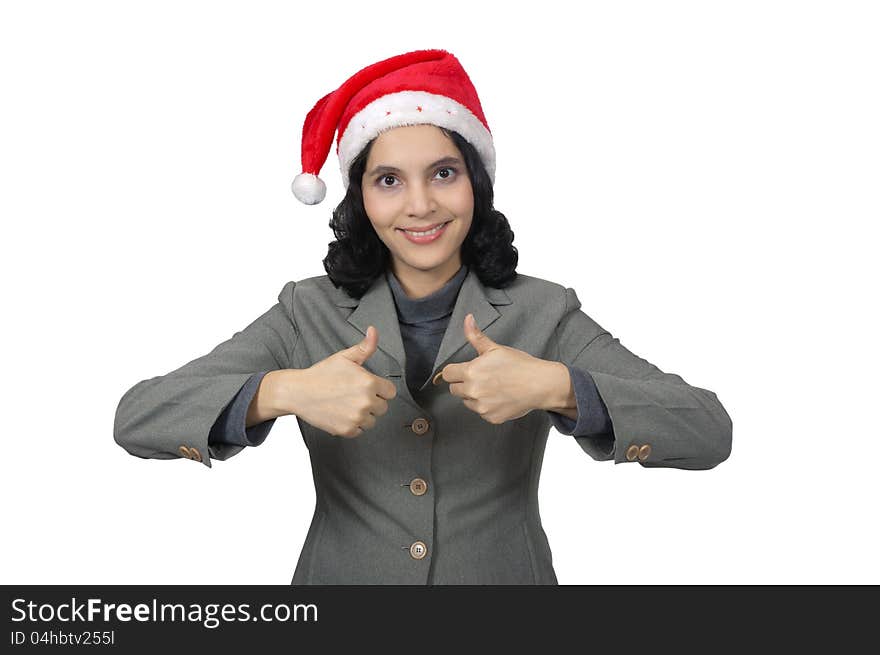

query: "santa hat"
(291, 48), (496, 205)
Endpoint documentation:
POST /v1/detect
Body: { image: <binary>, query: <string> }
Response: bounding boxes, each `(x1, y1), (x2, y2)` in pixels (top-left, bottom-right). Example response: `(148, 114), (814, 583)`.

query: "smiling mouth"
(396, 221), (451, 236)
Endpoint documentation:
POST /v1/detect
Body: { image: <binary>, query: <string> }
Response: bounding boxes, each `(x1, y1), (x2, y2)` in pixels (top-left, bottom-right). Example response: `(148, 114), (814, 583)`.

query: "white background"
(2, 0), (877, 585)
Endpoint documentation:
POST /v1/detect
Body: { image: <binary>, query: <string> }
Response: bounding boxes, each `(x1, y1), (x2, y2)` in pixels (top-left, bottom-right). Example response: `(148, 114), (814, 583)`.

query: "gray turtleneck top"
(208, 266), (613, 447)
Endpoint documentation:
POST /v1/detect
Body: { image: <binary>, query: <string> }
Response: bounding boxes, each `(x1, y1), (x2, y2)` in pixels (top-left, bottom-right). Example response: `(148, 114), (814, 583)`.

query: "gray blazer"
(114, 268), (732, 584)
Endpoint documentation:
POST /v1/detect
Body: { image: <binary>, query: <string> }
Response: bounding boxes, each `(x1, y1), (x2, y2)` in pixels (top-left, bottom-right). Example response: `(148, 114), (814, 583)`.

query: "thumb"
(340, 325), (378, 366)
(464, 313), (496, 356)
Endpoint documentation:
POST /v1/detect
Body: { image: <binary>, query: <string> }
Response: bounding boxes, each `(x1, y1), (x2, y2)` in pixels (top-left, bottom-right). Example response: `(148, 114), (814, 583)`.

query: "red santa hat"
(291, 48), (496, 205)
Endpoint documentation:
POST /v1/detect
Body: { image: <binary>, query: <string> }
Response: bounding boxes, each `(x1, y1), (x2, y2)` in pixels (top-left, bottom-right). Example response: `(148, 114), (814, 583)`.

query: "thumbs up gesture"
(433, 313), (556, 424)
(294, 326), (397, 438)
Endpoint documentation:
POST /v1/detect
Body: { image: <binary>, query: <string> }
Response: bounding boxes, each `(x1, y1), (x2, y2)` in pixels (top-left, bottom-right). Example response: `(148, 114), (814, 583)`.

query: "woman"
(114, 49), (732, 585)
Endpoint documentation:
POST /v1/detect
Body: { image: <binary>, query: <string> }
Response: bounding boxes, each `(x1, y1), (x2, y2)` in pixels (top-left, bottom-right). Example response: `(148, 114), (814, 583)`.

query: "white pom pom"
(291, 172), (327, 205)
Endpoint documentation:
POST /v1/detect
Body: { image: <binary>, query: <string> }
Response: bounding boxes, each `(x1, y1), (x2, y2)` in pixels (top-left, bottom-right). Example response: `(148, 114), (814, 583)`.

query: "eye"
(377, 174), (399, 188)
(375, 166), (458, 189)
(435, 166), (457, 181)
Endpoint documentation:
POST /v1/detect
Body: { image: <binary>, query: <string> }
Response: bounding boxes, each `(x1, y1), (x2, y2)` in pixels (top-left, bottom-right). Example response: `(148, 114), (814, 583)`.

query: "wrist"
(536, 360), (575, 413)
(267, 369), (307, 416)
(247, 369), (299, 426)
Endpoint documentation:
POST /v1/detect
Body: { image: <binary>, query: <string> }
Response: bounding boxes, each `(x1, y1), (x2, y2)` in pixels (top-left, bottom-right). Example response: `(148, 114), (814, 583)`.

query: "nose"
(405, 180), (438, 218)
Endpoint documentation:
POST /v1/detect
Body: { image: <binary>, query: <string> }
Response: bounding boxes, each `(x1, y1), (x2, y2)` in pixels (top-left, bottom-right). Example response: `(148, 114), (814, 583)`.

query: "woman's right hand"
(281, 326), (398, 438)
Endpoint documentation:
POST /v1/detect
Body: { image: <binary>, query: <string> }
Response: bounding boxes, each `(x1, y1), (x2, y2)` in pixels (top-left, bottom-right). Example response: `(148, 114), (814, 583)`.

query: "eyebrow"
(367, 156), (462, 178)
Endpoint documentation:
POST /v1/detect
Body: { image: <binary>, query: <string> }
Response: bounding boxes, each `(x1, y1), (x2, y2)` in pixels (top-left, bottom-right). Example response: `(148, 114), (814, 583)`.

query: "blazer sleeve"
(208, 371), (275, 447)
(113, 281), (299, 468)
(547, 364), (614, 437)
(553, 286), (732, 470)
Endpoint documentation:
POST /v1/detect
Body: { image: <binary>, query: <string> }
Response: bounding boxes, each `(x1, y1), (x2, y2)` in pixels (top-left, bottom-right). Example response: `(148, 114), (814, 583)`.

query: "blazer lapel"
(422, 267), (511, 392)
(338, 270), (407, 370)
(336, 266), (512, 398)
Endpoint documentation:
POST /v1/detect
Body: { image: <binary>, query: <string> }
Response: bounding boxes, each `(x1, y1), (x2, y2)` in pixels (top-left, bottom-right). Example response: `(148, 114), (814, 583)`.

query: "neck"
(390, 257), (464, 299)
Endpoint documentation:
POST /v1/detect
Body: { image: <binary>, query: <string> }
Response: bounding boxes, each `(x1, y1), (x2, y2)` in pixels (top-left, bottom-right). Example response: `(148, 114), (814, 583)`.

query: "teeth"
(403, 222), (446, 237)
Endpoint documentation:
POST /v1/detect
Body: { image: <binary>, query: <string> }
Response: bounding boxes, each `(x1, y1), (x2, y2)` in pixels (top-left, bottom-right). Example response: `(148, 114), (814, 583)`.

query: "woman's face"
(361, 124), (474, 284)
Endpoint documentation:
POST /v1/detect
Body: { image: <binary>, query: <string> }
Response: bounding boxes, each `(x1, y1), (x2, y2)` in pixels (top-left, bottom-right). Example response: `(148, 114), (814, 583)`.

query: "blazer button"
(410, 541), (428, 559)
(410, 417), (430, 435)
(178, 445), (193, 459)
(409, 478), (428, 496)
(189, 448), (203, 462)
(638, 444), (652, 461)
(625, 444), (640, 461)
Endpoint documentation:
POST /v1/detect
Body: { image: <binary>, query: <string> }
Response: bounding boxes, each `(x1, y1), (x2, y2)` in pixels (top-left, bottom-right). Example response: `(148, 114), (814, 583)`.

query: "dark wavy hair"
(322, 126), (518, 299)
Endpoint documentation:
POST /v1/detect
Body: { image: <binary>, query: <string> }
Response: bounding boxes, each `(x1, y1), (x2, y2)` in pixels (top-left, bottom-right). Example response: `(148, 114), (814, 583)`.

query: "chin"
(395, 252), (457, 271)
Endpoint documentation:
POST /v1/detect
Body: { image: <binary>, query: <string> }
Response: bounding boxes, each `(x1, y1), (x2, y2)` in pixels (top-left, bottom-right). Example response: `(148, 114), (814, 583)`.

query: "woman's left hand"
(434, 313), (566, 424)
